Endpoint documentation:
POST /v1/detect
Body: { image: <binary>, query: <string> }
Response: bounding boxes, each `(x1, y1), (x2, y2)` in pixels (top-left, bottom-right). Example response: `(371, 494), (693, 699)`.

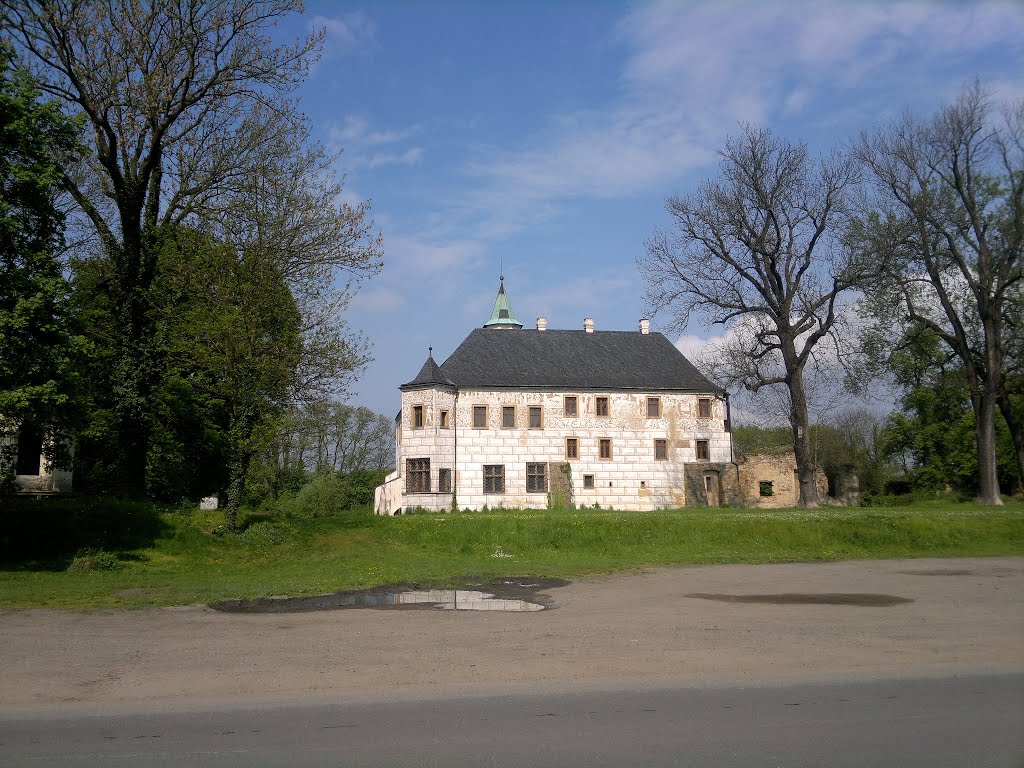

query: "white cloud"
(349, 286), (406, 314)
(328, 116), (424, 171)
(312, 13), (375, 53)
(387, 236), (484, 277)
(673, 333), (722, 359)
(330, 116), (419, 147)
(449, 1), (1024, 242)
(366, 147), (424, 169)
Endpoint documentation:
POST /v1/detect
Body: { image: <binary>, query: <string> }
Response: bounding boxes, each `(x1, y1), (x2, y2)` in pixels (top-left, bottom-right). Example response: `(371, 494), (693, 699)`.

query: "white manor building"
(374, 279), (736, 514)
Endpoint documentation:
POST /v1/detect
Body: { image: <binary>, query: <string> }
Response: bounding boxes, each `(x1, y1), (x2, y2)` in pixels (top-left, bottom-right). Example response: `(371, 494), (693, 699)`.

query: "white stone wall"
(383, 386), (731, 514)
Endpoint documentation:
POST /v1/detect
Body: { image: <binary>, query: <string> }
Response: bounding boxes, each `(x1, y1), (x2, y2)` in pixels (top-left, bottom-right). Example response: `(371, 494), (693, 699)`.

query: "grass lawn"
(1, 497), (1022, 610)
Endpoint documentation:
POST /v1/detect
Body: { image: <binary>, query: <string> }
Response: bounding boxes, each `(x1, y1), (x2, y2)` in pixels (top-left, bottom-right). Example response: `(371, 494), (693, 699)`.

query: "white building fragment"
(2, 422), (73, 493)
(374, 278), (738, 514)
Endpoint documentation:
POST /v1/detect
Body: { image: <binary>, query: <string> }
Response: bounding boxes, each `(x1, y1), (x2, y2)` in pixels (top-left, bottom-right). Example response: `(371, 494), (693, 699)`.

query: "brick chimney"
(639, 318), (650, 335)
(584, 318), (595, 334)
(536, 317), (547, 331)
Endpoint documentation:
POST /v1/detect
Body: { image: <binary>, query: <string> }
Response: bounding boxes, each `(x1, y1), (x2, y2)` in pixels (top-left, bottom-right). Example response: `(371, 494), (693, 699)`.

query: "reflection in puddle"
(208, 580), (567, 614)
(337, 589), (544, 612)
(686, 592), (913, 607)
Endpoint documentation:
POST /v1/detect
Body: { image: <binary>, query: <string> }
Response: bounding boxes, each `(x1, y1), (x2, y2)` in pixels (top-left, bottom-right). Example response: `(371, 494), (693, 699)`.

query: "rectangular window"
(583, 474), (595, 489)
(695, 439), (710, 461)
(438, 468), (452, 493)
(565, 437), (579, 459)
(502, 405), (516, 429)
(483, 464), (505, 494)
(599, 438), (613, 460)
(564, 396), (578, 417)
(647, 397), (661, 418)
(528, 405), (543, 429)
(413, 405), (424, 428)
(595, 396), (609, 417)
(406, 458), (430, 493)
(654, 439), (668, 460)
(698, 398), (712, 418)
(526, 463), (547, 493)
(440, 410), (449, 429)
(473, 405), (487, 429)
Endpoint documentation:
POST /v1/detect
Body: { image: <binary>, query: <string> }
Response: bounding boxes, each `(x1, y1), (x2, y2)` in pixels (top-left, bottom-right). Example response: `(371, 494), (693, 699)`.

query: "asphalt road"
(2, 673), (1022, 767)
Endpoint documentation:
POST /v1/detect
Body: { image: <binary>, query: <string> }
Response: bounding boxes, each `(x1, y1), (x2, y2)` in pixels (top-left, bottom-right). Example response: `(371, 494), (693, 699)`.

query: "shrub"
(237, 520), (293, 546)
(66, 548), (124, 573)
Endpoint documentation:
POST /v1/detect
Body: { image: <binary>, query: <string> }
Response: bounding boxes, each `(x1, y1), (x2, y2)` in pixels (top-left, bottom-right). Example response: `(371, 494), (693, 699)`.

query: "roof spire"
(484, 273), (522, 329)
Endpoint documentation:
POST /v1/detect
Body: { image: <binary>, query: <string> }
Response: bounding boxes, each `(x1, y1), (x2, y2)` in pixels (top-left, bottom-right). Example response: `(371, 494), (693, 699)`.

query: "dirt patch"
(209, 577), (570, 614)
(3, 558), (1021, 716)
(686, 592), (913, 606)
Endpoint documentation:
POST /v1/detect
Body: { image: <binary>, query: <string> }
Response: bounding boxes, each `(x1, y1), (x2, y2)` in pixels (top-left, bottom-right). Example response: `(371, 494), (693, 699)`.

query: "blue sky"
(278, 1), (1024, 417)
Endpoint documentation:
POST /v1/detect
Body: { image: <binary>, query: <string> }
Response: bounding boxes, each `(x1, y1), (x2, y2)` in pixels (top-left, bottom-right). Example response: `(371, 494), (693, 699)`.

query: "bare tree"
(640, 126), (868, 506)
(1, 0), (324, 495)
(853, 85), (1023, 503)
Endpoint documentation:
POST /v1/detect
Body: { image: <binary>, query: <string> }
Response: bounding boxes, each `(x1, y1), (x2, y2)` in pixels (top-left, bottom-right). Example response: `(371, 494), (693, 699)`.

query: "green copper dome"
(483, 276), (522, 329)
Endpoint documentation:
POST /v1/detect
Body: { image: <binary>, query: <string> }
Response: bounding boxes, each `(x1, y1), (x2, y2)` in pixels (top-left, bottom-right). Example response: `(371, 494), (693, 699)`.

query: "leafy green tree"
(880, 330), (1019, 495)
(1, 0), (323, 496)
(853, 85), (1023, 503)
(0, 43), (84, 483)
(154, 226), (302, 529)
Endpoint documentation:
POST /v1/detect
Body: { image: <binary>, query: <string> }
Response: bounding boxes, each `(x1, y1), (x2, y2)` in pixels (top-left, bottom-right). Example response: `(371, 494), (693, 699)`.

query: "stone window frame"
(759, 480), (774, 497)
(526, 462), (547, 493)
(565, 437), (579, 460)
(598, 437), (613, 460)
(563, 395), (578, 417)
(697, 397), (712, 418)
(501, 405), (517, 429)
(646, 396), (661, 418)
(528, 405), (543, 429)
(595, 396), (610, 417)
(412, 404), (424, 429)
(654, 438), (668, 461)
(406, 458), (430, 493)
(472, 404), (488, 429)
(483, 464), (505, 494)
(583, 474), (595, 489)
(439, 410), (449, 429)
(438, 468), (452, 493)
(695, 439), (710, 461)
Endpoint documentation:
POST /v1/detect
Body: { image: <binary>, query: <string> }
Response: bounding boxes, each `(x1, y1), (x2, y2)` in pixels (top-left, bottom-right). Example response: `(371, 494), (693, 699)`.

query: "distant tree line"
(0, 3), (389, 527)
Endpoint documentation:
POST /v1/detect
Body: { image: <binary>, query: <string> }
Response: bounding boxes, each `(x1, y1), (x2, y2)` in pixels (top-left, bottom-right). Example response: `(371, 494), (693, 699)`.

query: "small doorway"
(704, 472), (720, 507)
(16, 424), (44, 476)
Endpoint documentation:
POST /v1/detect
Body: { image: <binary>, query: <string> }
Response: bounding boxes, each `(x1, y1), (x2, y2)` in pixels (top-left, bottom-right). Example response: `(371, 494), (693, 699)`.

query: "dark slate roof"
(401, 352), (454, 389)
(430, 328), (722, 393)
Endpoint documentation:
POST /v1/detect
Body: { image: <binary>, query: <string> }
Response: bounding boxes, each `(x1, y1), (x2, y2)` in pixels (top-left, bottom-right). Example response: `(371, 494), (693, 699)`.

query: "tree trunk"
(973, 390), (1004, 505)
(224, 450), (251, 532)
(785, 351), (819, 508)
(996, 392), (1024, 497)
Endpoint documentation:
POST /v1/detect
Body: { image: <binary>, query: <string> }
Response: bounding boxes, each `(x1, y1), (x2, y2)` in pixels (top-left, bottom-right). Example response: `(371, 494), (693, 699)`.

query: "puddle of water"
(686, 592), (913, 607)
(209, 578), (569, 614)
